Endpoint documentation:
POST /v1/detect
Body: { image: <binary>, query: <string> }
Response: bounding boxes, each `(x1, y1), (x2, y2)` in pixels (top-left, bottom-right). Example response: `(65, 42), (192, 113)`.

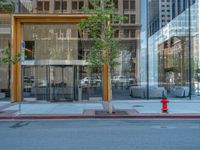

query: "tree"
(0, 0), (15, 13)
(78, 0), (124, 113)
(0, 47), (21, 65)
(0, 47), (21, 97)
(0, 0), (19, 97)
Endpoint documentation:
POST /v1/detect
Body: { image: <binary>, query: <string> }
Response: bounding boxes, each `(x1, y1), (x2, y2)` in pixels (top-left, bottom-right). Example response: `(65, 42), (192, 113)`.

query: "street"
(0, 119), (200, 150)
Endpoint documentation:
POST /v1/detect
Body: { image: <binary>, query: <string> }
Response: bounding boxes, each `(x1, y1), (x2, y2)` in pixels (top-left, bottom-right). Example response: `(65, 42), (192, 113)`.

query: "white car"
(81, 77), (101, 86)
(112, 76), (134, 84)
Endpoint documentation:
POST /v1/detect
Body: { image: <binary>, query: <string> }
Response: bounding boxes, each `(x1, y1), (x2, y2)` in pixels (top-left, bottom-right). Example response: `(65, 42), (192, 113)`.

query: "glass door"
(49, 66), (74, 101)
(22, 65), (48, 101)
(22, 66), (36, 101)
(35, 66), (48, 100)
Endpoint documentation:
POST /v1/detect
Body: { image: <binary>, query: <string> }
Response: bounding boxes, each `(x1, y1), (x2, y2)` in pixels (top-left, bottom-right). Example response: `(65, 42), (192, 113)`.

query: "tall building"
(149, 0), (196, 36)
(171, 0), (196, 19)
(148, 0), (172, 36)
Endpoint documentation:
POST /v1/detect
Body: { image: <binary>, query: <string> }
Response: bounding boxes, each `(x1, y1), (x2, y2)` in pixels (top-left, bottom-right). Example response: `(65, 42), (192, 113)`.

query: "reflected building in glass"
(147, 0), (199, 99)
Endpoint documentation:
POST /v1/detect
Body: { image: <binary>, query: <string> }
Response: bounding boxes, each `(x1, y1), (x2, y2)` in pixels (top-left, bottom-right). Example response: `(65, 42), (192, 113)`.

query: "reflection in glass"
(23, 24), (81, 60)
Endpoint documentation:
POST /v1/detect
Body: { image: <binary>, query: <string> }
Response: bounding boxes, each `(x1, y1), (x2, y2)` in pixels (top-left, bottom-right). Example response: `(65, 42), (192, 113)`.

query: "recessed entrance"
(22, 65), (76, 102)
(11, 14), (90, 102)
(49, 66), (74, 101)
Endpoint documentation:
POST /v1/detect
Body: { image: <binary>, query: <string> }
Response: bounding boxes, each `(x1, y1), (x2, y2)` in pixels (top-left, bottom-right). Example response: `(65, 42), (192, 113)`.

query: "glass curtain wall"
(147, 0), (199, 100)
(23, 24), (80, 60)
(111, 0), (143, 100)
(22, 23), (80, 101)
(191, 1), (199, 99)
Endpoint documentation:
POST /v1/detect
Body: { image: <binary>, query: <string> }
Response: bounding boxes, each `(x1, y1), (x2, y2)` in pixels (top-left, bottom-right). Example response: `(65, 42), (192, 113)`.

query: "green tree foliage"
(0, 0), (20, 65)
(0, 48), (21, 65)
(78, 0), (124, 69)
(0, 0), (15, 13)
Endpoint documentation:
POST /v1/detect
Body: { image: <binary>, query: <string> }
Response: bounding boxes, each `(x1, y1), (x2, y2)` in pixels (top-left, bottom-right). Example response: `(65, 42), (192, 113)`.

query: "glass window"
(72, 1), (84, 10)
(55, 1), (61, 11)
(37, 1), (49, 12)
(72, 1), (78, 10)
(23, 24), (81, 60)
(114, 30), (119, 38)
(130, 0), (135, 10)
(89, 1), (94, 9)
(37, 1), (43, 11)
(113, 0), (118, 9)
(130, 29), (135, 38)
(124, 29), (129, 38)
(63, 1), (67, 10)
(123, 0), (129, 10)
(130, 15), (135, 23)
(124, 15), (129, 23)
(44, 1), (49, 11)
(18, 0), (33, 13)
(79, 1), (84, 9)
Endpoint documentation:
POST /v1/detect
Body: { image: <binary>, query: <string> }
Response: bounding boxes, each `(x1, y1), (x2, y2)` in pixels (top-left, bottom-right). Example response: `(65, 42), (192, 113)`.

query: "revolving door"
(22, 65), (76, 101)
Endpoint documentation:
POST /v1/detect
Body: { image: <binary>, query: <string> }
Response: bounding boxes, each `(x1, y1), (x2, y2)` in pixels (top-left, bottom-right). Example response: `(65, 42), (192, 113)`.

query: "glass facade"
(16, 0), (140, 101)
(0, 0), (199, 101)
(21, 23), (90, 101)
(147, 1), (199, 100)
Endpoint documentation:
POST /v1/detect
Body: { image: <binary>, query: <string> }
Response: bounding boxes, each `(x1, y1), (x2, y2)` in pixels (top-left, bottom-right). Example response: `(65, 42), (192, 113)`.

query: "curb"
(1, 114), (200, 120)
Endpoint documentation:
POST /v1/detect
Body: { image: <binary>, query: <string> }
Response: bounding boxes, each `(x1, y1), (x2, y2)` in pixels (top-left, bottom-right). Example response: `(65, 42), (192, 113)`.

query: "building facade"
(147, 0), (199, 99)
(0, 0), (141, 102)
(149, 0), (172, 36)
(0, 0), (199, 102)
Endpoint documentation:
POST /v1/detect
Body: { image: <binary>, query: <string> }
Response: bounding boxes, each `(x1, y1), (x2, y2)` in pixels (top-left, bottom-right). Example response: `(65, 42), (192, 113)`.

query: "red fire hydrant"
(161, 96), (169, 113)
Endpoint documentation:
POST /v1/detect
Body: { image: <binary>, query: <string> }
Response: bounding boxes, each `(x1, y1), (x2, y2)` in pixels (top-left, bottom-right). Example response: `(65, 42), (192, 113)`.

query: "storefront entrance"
(49, 66), (75, 101)
(22, 64), (78, 102)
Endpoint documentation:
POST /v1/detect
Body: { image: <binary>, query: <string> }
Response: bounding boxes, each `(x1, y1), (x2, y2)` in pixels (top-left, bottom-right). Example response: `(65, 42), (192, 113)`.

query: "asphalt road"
(0, 119), (200, 150)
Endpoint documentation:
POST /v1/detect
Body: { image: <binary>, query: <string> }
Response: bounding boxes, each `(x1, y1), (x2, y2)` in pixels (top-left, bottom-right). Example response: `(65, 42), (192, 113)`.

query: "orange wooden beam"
(10, 14), (91, 102)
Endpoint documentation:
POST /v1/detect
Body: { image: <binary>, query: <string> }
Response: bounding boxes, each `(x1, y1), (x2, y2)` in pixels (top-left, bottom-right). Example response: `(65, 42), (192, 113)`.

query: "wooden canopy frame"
(11, 14), (110, 102)
(11, 14), (90, 102)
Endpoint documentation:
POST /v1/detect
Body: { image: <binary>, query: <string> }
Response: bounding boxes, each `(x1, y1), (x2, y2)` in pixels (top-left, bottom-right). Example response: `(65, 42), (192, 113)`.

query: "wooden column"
(103, 64), (112, 101)
(11, 17), (21, 102)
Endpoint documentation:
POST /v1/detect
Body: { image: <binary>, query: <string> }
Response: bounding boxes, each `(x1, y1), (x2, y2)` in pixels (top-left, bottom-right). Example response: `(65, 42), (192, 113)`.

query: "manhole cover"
(132, 105), (144, 107)
(95, 110), (128, 116)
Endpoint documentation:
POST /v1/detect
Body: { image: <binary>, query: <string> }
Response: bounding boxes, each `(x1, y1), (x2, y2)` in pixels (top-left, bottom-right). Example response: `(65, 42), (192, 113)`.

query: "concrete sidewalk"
(1, 100), (200, 119)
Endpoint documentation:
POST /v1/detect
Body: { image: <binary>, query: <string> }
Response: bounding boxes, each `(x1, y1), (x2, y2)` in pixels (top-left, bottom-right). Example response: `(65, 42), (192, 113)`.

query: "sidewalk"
(1, 100), (200, 119)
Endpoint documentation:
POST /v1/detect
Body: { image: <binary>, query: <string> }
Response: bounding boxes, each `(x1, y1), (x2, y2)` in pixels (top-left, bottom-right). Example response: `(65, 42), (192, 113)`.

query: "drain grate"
(95, 110), (128, 116)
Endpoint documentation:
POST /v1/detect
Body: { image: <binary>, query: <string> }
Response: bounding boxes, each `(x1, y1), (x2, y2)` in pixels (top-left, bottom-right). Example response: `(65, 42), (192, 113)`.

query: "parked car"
(24, 76), (34, 83)
(112, 76), (135, 85)
(81, 76), (101, 87)
(38, 80), (47, 87)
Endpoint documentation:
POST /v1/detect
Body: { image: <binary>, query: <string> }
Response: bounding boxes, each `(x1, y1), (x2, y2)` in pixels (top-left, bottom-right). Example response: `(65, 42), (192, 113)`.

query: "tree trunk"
(102, 63), (113, 114)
